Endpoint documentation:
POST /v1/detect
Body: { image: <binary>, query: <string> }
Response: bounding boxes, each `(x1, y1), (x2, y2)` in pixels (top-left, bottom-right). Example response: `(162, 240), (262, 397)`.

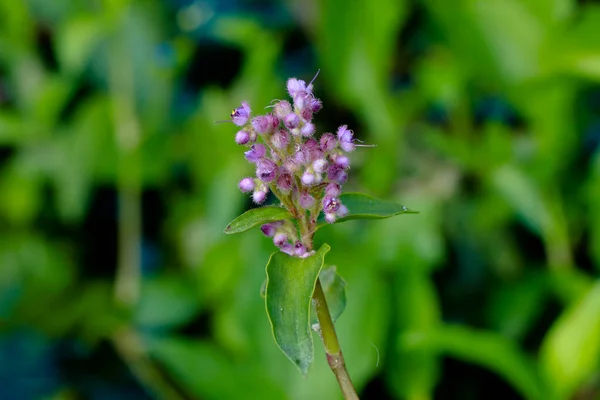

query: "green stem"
(297, 219), (359, 399)
(313, 279), (359, 400)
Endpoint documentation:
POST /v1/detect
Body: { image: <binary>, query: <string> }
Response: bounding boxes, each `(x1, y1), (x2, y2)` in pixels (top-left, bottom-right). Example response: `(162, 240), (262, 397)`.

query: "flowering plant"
(224, 74), (415, 399)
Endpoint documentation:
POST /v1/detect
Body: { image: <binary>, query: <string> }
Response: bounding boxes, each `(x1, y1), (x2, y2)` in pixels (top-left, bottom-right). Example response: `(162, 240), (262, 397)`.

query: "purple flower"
(294, 241), (307, 257)
(327, 164), (348, 183)
(276, 172), (293, 192)
(231, 101), (251, 126)
(337, 125), (353, 142)
(323, 195), (341, 214)
(334, 155), (350, 169)
(300, 192), (315, 209)
(320, 133), (337, 152)
(244, 143), (266, 163)
(337, 125), (355, 152)
(284, 113), (300, 130)
(340, 140), (355, 153)
(280, 242), (294, 255)
(294, 149), (308, 165)
(284, 157), (300, 172)
(274, 100), (292, 119)
(325, 213), (336, 224)
(261, 222), (280, 237)
(252, 189), (267, 204)
(325, 182), (341, 196)
(239, 177), (255, 193)
(273, 232), (288, 247)
(251, 116), (270, 134)
(309, 97), (322, 113)
(256, 158), (277, 182)
(300, 122), (315, 137)
(313, 159), (327, 173)
(301, 171), (315, 186)
(235, 130), (250, 145)
(301, 107), (313, 122)
(337, 204), (348, 217)
(303, 139), (322, 162)
(271, 129), (290, 149)
(287, 78), (309, 98)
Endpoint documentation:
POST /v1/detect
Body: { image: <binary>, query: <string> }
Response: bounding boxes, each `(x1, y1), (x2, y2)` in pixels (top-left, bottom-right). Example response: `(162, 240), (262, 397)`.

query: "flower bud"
(252, 189), (267, 204)
(238, 177), (255, 193)
(272, 129), (289, 149)
(334, 155), (350, 169)
(325, 182), (341, 197)
(284, 113), (300, 130)
(320, 133), (337, 152)
(299, 192), (315, 209)
(261, 223), (279, 237)
(294, 242), (307, 256)
(273, 232), (288, 247)
(327, 164), (348, 183)
(337, 204), (348, 218)
(276, 172), (293, 192)
(309, 97), (322, 113)
(301, 171), (315, 186)
(256, 158), (277, 182)
(274, 100), (292, 119)
(300, 122), (315, 137)
(251, 116), (270, 134)
(325, 213), (336, 224)
(313, 159), (327, 173)
(284, 157), (301, 172)
(235, 130), (250, 145)
(287, 78), (307, 98)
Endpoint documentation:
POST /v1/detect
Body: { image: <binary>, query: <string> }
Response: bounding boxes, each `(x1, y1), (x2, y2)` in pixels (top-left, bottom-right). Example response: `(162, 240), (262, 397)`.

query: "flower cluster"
(230, 75), (356, 256)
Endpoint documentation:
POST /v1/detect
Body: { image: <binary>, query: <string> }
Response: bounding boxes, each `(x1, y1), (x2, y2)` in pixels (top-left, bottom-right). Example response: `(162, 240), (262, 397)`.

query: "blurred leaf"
(0, 161), (42, 224)
(265, 243), (330, 375)
(224, 206), (292, 234)
(317, 193), (417, 229)
(150, 337), (286, 400)
(389, 269), (440, 399)
(135, 275), (201, 330)
(492, 165), (550, 236)
(310, 266), (346, 325)
(405, 324), (551, 400)
(540, 281), (600, 399)
(487, 273), (549, 340)
(553, 5), (600, 81)
(56, 14), (104, 76)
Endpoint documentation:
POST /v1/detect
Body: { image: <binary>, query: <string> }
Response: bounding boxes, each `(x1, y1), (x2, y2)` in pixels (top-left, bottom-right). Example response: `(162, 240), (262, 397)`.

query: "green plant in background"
(223, 75), (416, 398)
(2, 0), (600, 399)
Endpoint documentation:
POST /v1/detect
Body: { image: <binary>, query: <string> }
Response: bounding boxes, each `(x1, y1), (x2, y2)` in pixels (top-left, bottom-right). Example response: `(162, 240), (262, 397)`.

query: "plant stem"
(298, 222), (359, 399)
(313, 278), (359, 400)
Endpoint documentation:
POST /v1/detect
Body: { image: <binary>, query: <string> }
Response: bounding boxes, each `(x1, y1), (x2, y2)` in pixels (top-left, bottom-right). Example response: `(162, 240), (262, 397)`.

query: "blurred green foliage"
(1, 0), (600, 399)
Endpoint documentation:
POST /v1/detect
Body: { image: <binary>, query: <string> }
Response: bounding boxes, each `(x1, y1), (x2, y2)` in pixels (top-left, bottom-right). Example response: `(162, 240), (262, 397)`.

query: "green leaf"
(224, 206), (292, 234)
(317, 192), (417, 229)
(265, 243), (331, 375)
(540, 281), (600, 399)
(310, 266), (347, 325)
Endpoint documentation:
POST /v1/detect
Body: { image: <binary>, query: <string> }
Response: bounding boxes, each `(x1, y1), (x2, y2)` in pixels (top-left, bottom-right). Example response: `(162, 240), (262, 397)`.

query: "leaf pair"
(224, 192), (417, 234)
